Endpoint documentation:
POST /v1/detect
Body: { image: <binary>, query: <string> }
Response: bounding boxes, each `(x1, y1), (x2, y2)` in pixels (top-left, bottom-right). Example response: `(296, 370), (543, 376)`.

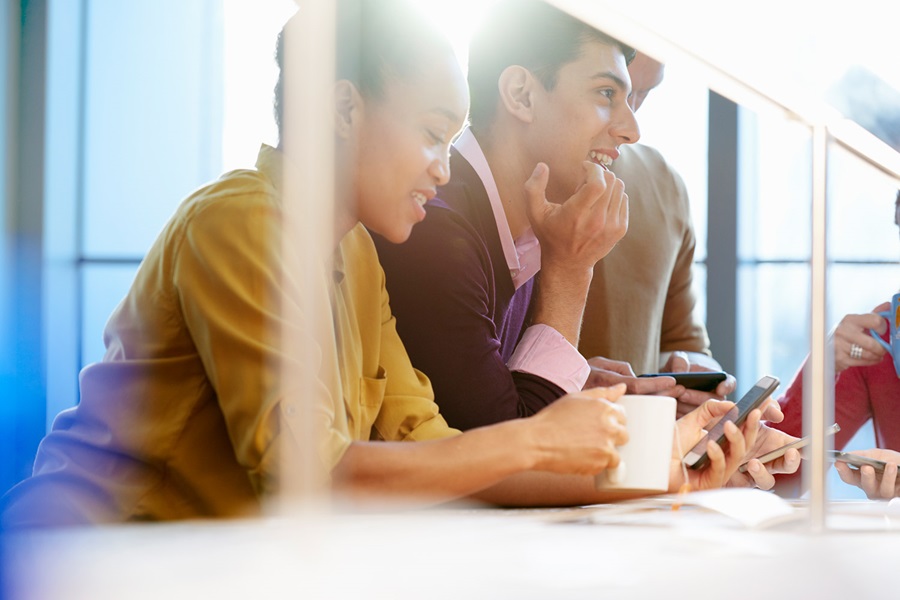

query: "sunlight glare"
(222, 0), (298, 172)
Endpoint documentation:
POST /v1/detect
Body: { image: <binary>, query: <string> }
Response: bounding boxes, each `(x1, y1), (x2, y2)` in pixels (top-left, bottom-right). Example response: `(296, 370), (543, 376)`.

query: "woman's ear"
(334, 80), (362, 139)
(497, 65), (537, 124)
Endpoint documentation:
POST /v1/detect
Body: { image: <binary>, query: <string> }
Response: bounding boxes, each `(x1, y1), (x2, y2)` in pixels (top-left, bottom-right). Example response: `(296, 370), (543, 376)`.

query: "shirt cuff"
(508, 324), (590, 394)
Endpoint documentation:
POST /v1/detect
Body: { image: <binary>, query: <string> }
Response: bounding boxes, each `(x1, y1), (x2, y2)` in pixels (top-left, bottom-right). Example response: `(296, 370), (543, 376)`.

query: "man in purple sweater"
(372, 0), (679, 431)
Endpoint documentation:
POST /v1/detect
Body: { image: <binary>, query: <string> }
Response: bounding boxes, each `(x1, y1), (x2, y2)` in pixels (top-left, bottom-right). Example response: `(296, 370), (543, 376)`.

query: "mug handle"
(868, 310), (892, 353)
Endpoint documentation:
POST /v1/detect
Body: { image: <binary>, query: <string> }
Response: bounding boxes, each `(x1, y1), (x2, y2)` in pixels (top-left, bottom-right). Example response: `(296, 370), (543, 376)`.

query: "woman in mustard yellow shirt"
(1, 0), (761, 528)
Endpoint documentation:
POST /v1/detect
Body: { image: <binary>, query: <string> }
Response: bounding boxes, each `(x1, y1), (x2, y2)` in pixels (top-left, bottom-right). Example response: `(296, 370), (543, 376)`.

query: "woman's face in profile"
(352, 48), (469, 244)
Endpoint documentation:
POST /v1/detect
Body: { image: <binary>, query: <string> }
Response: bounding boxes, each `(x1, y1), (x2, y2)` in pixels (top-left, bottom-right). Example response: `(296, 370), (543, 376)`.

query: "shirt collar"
(255, 143), (283, 189)
(453, 129), (541, 289)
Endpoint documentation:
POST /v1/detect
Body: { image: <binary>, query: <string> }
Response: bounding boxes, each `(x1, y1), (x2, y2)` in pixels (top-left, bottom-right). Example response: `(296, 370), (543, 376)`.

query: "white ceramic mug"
(594, 395), (676, 493)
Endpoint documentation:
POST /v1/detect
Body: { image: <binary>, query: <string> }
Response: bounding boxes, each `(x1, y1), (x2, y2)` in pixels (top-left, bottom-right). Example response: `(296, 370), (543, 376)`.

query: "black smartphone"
(829, 451), (893, 474)
(682, 375), (780, 470)
(638, 371), (727, 392)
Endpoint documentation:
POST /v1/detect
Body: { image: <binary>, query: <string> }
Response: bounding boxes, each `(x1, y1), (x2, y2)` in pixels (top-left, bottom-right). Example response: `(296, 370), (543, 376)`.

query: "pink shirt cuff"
(508, 324), (590, 394)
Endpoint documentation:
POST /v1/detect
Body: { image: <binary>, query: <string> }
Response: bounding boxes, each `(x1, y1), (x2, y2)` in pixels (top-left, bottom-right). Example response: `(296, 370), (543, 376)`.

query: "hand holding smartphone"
(830, 451), (893, 474)
(638, 371), (727, 392)
(682, 375), (780, 470)
(737, 423), (840, 473)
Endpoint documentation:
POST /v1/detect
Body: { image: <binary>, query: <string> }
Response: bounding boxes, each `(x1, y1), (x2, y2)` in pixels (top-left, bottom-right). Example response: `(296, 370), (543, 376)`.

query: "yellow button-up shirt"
(3, 145), (458, 526)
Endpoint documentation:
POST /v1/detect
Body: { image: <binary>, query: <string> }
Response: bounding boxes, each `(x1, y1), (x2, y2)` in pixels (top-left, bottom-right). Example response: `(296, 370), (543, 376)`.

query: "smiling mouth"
(589, 150), (613, 169)
(411, 191), (428, 207)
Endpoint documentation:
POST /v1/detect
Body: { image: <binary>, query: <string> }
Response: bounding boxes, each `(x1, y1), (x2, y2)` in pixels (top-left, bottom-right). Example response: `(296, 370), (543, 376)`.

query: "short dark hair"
(273, 0), (453, 142)
(467, 0), (635, 130)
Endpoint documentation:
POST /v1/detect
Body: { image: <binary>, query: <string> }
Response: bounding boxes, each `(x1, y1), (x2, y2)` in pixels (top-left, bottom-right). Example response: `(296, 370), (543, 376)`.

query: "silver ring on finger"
(850, 343), (863, 360)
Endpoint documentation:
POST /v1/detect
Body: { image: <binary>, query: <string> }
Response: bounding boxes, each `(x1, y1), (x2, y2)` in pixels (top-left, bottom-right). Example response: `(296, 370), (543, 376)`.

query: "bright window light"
(222, 0), (298, 171)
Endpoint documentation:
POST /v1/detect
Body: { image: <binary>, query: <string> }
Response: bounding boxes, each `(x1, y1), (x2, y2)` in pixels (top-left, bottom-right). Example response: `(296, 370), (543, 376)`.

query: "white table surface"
(5, 493), (900, 600)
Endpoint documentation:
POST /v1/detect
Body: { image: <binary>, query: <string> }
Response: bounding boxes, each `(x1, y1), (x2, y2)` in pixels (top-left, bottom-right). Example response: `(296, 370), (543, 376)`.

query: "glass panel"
(82, 0), (224, 258)
(737, 110), (812, 262)
(80, 264), (140, 372)
(630, 64), (709, 263)
(828, 145), (900, 263)
(555, 0), (900, 151)
(738, 263), (895, 407)
(736, 263), (810, 390)
(692, 263), (707, 327)
(43, 0), (84, 424)
(826, 148), (899, 502)
(739, 261), (891, 501)
(0, 0), (16, 489)
(0, 1), (12, 371)
(828, 264), (900, 326)
(829, 422), (876, 500)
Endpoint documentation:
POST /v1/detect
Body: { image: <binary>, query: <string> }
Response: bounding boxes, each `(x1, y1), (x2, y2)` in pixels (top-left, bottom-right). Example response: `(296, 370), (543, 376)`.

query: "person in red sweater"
(773, 190), (900, 499)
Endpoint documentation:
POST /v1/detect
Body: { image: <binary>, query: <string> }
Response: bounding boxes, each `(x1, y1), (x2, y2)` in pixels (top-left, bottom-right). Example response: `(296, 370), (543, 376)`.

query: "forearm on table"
(330, 420), (539, 504)
(333, 439), (650, 508)
(530, 265), (593, 346)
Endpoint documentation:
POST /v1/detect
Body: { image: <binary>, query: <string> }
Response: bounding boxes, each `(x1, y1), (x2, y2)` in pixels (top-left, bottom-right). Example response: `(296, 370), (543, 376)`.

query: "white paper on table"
(555, 488), (801, 529)
(666, 488), (799, 528)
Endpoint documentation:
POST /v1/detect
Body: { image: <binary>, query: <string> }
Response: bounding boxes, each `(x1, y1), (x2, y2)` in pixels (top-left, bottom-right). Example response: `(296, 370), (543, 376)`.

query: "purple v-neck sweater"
(372, 150), (566, 430)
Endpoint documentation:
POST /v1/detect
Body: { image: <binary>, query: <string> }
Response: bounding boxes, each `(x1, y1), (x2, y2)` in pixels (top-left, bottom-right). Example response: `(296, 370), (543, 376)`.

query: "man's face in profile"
(525, 40), (640, 203)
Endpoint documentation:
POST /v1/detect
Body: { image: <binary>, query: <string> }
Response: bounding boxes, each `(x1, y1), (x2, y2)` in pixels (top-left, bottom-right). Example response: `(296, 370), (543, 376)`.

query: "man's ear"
(334, 79), (362, 139)
(497, 65), (537, 124)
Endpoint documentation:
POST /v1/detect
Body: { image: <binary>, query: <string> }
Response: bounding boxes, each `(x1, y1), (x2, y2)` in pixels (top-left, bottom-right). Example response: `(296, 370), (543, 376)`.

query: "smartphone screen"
(683, 375), (780, 470)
